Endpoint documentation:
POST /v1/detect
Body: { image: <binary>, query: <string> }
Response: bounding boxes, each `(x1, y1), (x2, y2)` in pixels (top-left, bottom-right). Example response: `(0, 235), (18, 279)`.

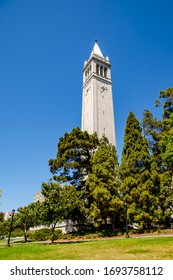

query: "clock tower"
(81, 40), (116, 146)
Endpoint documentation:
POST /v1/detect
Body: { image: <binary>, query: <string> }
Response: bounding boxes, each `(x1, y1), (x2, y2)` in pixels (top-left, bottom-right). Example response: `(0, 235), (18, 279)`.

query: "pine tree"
(86, 136), (122, 232)
(49, 127), (99, 222)
(142, 88), (173, 228)
(49, 127), (99, 189)
(120, 112), (154, 230)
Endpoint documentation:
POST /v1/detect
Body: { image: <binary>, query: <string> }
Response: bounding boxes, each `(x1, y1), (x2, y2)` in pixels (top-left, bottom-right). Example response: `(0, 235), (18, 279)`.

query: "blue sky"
(0, 0), (173, 212)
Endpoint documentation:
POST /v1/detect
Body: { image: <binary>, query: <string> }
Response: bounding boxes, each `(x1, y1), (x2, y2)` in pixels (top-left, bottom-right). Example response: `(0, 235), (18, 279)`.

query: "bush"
(27, 231), (36, 240)
(11, 228), (23, 237)
(0, 222), (8, 236)
(34, 228), (51, 241)
(29, 228), (63, 241)
(51, 229), (63, 241)
(55, 229), (62, 236)
(117, 231), (123, 236)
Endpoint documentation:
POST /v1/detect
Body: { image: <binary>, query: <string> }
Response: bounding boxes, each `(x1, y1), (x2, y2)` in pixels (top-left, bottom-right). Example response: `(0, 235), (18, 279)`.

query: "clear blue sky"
(0, 0), (173, 212)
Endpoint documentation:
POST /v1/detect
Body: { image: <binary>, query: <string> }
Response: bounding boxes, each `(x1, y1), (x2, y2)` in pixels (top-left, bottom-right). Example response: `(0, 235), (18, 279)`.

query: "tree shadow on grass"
(36, 239), (96, 246)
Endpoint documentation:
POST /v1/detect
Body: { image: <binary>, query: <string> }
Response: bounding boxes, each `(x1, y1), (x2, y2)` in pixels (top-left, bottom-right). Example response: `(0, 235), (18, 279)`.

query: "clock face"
(100, 86), (108, 93)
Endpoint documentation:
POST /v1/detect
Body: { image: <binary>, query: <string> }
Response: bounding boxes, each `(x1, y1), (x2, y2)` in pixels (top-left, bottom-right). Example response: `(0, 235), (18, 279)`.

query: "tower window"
(96, 64), (99, 75)
(104, 68), (107, 78)
(100, 66), (103, 76)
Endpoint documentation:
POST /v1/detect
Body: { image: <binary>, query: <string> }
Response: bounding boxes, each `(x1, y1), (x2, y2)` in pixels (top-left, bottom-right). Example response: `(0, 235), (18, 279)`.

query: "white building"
(81, 40), (116, 146)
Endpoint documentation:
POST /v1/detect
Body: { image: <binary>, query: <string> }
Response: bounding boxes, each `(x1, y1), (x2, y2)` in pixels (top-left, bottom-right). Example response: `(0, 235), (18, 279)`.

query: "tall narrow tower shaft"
(81, 41), (116, 146)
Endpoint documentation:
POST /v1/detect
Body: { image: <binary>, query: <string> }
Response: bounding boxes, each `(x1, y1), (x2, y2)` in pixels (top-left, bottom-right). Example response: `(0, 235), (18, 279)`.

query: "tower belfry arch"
(81, 40), (116, 146)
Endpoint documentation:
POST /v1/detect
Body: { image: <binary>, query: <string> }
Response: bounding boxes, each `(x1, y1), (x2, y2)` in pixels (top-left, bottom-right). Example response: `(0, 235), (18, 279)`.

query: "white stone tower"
(81, 40), (116, 146)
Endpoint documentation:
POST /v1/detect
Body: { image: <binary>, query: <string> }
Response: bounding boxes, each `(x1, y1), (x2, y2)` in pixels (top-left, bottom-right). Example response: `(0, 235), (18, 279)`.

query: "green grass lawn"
(0, 236), (173, 260)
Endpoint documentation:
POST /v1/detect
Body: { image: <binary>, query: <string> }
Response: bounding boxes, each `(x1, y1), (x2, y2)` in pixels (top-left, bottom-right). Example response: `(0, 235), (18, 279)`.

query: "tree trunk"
(51, 224), (56, 244)
(111, 219), (116, 234)
(24, 227), (27, 242)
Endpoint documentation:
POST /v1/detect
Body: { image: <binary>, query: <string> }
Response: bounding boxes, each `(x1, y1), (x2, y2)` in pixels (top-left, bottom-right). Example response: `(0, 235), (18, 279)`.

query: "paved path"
(1, 233), (173, 245)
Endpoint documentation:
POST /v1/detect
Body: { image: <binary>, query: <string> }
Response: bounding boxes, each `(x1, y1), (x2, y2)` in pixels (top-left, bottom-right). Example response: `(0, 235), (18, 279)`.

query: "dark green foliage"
(51, 229), (63, 241)
(86, 136), (123, 231)
(10, 228), (23, 237)
(28, 228), (63, 241)
(41, 181), (81, 243)
(13, 88), (173, 234)
(15, 202), (42, 242)
(120, 112), (154, 229)
(142, 88), (173, 227)
(159, 116), (173, 175)
(0, 220), (9, 236)
(0, 212), (4, 222)
(159, 88), (173, 120)
(153, 172), (173, 227)
(48, 127), (99, 223)
(49, 127), (99, 189)
(33, 228), (51, 241)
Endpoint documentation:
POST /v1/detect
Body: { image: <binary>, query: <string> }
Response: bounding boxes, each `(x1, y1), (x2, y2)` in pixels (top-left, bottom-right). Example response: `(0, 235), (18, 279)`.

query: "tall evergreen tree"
(86, 136), (122, 232)
(160, 124), (173, 178)
(49, 128), (99, 221)
(49, 127), (99, 189)
(143, 88), (173, 163)
(120, 112), (154, 230)
(142, 88), (173, 227)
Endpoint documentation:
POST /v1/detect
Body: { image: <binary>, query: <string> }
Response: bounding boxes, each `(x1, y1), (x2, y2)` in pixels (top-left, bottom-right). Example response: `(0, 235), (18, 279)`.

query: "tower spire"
(90, 40), (104, 58)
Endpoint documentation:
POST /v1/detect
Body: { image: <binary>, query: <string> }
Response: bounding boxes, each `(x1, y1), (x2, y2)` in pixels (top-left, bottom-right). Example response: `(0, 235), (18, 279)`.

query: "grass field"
(0, 236), (173, 260)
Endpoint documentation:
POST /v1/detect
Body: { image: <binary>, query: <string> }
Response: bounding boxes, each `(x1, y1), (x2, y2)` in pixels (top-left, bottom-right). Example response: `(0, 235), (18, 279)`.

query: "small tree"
(41, 181), (81, 243)
(15, 202), (42, 242)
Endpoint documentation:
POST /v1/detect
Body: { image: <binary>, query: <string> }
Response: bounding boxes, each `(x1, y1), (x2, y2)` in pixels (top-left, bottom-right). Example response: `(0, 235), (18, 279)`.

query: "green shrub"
(11, 228), (23, 237)
(34, 228), (51, 241)
(55, 229), (62, 236)
(0, 222), (8, 236)
(51, 229), (63, 241)
(117, 231), (123, 236)
(27, 231), (36, 240)
(97, 232), (105, 237)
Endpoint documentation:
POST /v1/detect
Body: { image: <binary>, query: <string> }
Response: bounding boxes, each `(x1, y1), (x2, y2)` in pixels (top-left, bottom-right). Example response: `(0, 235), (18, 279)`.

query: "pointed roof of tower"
(90, 40), (104, 58)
